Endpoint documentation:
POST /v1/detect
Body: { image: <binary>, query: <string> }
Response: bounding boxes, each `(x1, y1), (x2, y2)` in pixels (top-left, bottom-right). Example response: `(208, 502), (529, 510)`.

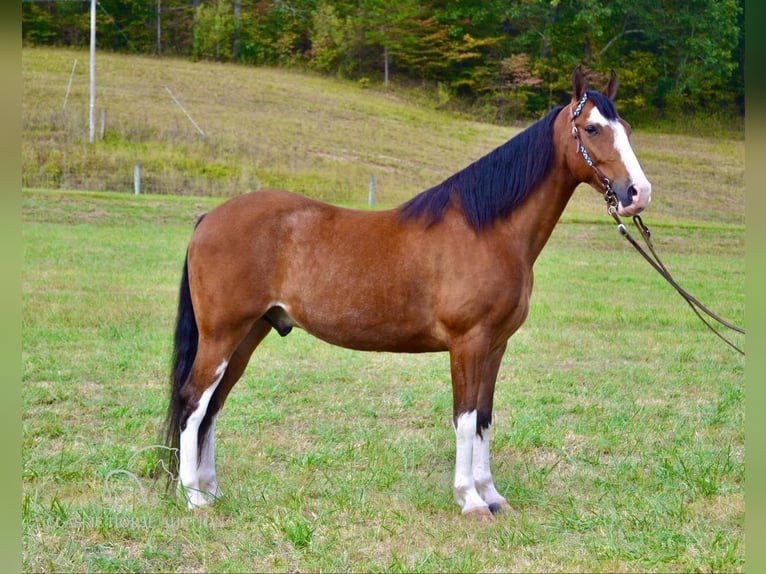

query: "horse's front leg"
(453, 410), (492, 519)
(450, 341), (496, 521)
(472, 343), (512, 514)
(472, 426), (511, 514)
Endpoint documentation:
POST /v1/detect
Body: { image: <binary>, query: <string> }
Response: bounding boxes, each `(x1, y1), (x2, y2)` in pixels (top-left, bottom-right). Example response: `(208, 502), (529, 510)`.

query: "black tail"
(161, 253), (199, 485)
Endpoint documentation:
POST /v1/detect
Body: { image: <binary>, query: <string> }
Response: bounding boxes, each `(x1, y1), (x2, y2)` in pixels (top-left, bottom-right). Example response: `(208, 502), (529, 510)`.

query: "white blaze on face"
(586, 107), (652, 212)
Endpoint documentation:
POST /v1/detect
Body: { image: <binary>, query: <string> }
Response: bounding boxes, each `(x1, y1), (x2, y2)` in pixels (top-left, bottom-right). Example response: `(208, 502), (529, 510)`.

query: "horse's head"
(565, 67), (651, 217)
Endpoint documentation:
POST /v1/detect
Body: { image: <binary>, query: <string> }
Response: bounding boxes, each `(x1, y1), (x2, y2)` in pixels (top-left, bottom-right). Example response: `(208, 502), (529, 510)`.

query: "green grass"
(22, 189), (743, 572)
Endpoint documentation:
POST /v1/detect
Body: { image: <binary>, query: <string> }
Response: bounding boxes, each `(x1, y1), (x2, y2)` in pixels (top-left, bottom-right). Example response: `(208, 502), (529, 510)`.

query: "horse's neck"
(490, 107), (578, 265)
(501, 169), (579, 266)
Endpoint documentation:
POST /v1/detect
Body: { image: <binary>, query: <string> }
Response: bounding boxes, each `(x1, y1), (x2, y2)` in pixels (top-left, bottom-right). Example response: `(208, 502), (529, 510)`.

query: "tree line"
(23, 0), (744, 123)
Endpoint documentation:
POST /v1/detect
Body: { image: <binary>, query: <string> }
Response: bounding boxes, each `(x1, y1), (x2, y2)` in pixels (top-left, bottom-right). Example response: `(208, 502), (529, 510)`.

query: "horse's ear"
(572, 65), (586, 101)
(603, 70), (618, 100)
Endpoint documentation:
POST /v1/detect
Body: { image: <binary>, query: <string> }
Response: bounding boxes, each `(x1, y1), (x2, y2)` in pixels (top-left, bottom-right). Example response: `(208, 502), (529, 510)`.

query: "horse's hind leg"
(177, 345), (229, 508)
(177, 320), (267, 508)
(195, 320), (272, 502)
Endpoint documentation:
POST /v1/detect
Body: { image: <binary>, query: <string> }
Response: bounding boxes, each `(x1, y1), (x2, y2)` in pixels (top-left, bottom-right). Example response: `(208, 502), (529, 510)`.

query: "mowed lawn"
(22, 185), (743, 572)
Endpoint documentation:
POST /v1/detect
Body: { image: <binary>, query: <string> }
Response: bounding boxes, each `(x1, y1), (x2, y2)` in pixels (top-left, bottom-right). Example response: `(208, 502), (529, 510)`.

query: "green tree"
(193, 0), (236, 61)
(500, 0), (743, 117)
(20, 0), (744, 122)
(307, 1), (357, 74)
(22, 2), (57, 45)
(233, 0), (317, 65)
(644, 0), (741, 112)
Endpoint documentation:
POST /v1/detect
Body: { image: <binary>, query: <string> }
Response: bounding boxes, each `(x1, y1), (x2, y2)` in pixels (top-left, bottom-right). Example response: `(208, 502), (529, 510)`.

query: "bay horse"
(163, 67), (651, 520)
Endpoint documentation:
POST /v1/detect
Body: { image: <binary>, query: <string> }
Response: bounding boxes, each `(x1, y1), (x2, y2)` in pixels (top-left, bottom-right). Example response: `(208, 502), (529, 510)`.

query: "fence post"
(100, 109), (107, 140)
(368, 174), (375, 207)
(134, 163), (141, 195)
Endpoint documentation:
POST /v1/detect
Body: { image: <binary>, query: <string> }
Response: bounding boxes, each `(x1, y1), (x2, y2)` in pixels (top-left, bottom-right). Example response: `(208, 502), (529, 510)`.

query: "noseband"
(570, 93), (745, 355)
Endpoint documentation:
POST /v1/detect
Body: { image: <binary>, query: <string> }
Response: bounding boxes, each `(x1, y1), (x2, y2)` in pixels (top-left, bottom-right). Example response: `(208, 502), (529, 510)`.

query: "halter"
(569, 93), (745, 355)
(570, 93), (615, 206)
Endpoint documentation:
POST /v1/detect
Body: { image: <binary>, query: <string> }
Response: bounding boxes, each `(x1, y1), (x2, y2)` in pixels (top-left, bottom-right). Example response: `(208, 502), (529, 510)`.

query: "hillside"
(22, 47), (744, 225)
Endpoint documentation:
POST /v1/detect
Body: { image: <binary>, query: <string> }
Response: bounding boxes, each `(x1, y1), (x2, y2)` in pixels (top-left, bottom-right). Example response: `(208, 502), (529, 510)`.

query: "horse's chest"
(437, 260), (532, 339)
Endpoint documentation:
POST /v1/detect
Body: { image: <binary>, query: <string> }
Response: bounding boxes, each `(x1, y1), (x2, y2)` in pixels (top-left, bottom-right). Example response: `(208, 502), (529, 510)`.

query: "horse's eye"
(584, 125), (599, 136)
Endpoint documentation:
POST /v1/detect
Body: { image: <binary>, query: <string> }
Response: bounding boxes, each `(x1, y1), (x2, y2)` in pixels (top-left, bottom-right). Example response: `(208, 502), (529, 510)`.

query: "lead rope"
(603, 190), (745, 356)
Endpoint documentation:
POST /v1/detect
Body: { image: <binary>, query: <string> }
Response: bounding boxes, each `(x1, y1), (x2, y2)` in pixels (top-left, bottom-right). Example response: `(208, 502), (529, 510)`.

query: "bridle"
(570, 94), (745, 355)
(570, 93), (613, 194)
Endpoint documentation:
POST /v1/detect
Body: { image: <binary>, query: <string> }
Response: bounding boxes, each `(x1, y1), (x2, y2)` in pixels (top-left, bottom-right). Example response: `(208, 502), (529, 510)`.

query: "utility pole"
(22, 0), (97, 142)
(157, 0), (162, 55)
(233, 0), (241, 60)
(89, 0), (96, 143)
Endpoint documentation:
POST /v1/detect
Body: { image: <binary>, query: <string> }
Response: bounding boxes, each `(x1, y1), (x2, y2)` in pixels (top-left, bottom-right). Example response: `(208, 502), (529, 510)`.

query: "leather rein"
(570, 94), (745, 356)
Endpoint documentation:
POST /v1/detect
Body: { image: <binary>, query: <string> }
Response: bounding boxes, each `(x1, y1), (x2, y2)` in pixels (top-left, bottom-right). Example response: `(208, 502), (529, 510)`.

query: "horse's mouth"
(617, 202), (646, 217)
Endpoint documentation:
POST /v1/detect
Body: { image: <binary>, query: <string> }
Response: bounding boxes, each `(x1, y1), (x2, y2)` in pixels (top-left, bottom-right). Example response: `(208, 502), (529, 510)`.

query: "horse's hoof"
(464, 506), (495, 522)
(183, 487), (216, 510)
(488, 501), (513, 515)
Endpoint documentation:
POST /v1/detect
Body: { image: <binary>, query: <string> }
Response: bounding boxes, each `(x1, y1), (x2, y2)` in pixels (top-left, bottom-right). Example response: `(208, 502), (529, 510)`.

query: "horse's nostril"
(628, 185), (638, 198)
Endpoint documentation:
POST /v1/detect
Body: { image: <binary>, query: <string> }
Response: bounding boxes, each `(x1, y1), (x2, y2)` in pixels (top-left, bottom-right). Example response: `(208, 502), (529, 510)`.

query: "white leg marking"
(178, 360), (227, 509)
(198, 414), (221, 500)
(453, 411), (489, 514)
(472, 425), (507, 508)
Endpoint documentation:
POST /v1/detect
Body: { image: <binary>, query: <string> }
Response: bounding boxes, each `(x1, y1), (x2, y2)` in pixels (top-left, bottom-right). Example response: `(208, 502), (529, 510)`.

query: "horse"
(163, 66), (651, 521)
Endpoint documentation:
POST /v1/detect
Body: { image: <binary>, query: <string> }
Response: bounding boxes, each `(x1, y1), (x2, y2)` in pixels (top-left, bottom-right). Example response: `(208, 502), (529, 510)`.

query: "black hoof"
(488, 502), (503, 515)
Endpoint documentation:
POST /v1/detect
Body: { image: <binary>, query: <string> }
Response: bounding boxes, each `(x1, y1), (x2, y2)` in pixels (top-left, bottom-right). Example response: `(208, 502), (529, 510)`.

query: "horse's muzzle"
(616, 181), (651, 216)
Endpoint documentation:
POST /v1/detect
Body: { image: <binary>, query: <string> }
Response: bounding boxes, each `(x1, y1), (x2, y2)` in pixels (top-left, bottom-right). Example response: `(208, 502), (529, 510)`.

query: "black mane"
(399, 105), (564, 230)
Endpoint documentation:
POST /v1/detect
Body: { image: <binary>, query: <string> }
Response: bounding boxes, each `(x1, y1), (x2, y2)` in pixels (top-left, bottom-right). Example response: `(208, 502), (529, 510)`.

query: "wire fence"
(22, 168), (248, 197)
(21, 159), (379, 204)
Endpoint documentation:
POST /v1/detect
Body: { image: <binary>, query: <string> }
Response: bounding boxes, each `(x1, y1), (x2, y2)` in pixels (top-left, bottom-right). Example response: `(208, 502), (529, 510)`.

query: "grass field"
(23, 47), (744, 572)
(22, 189), (744, 572)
